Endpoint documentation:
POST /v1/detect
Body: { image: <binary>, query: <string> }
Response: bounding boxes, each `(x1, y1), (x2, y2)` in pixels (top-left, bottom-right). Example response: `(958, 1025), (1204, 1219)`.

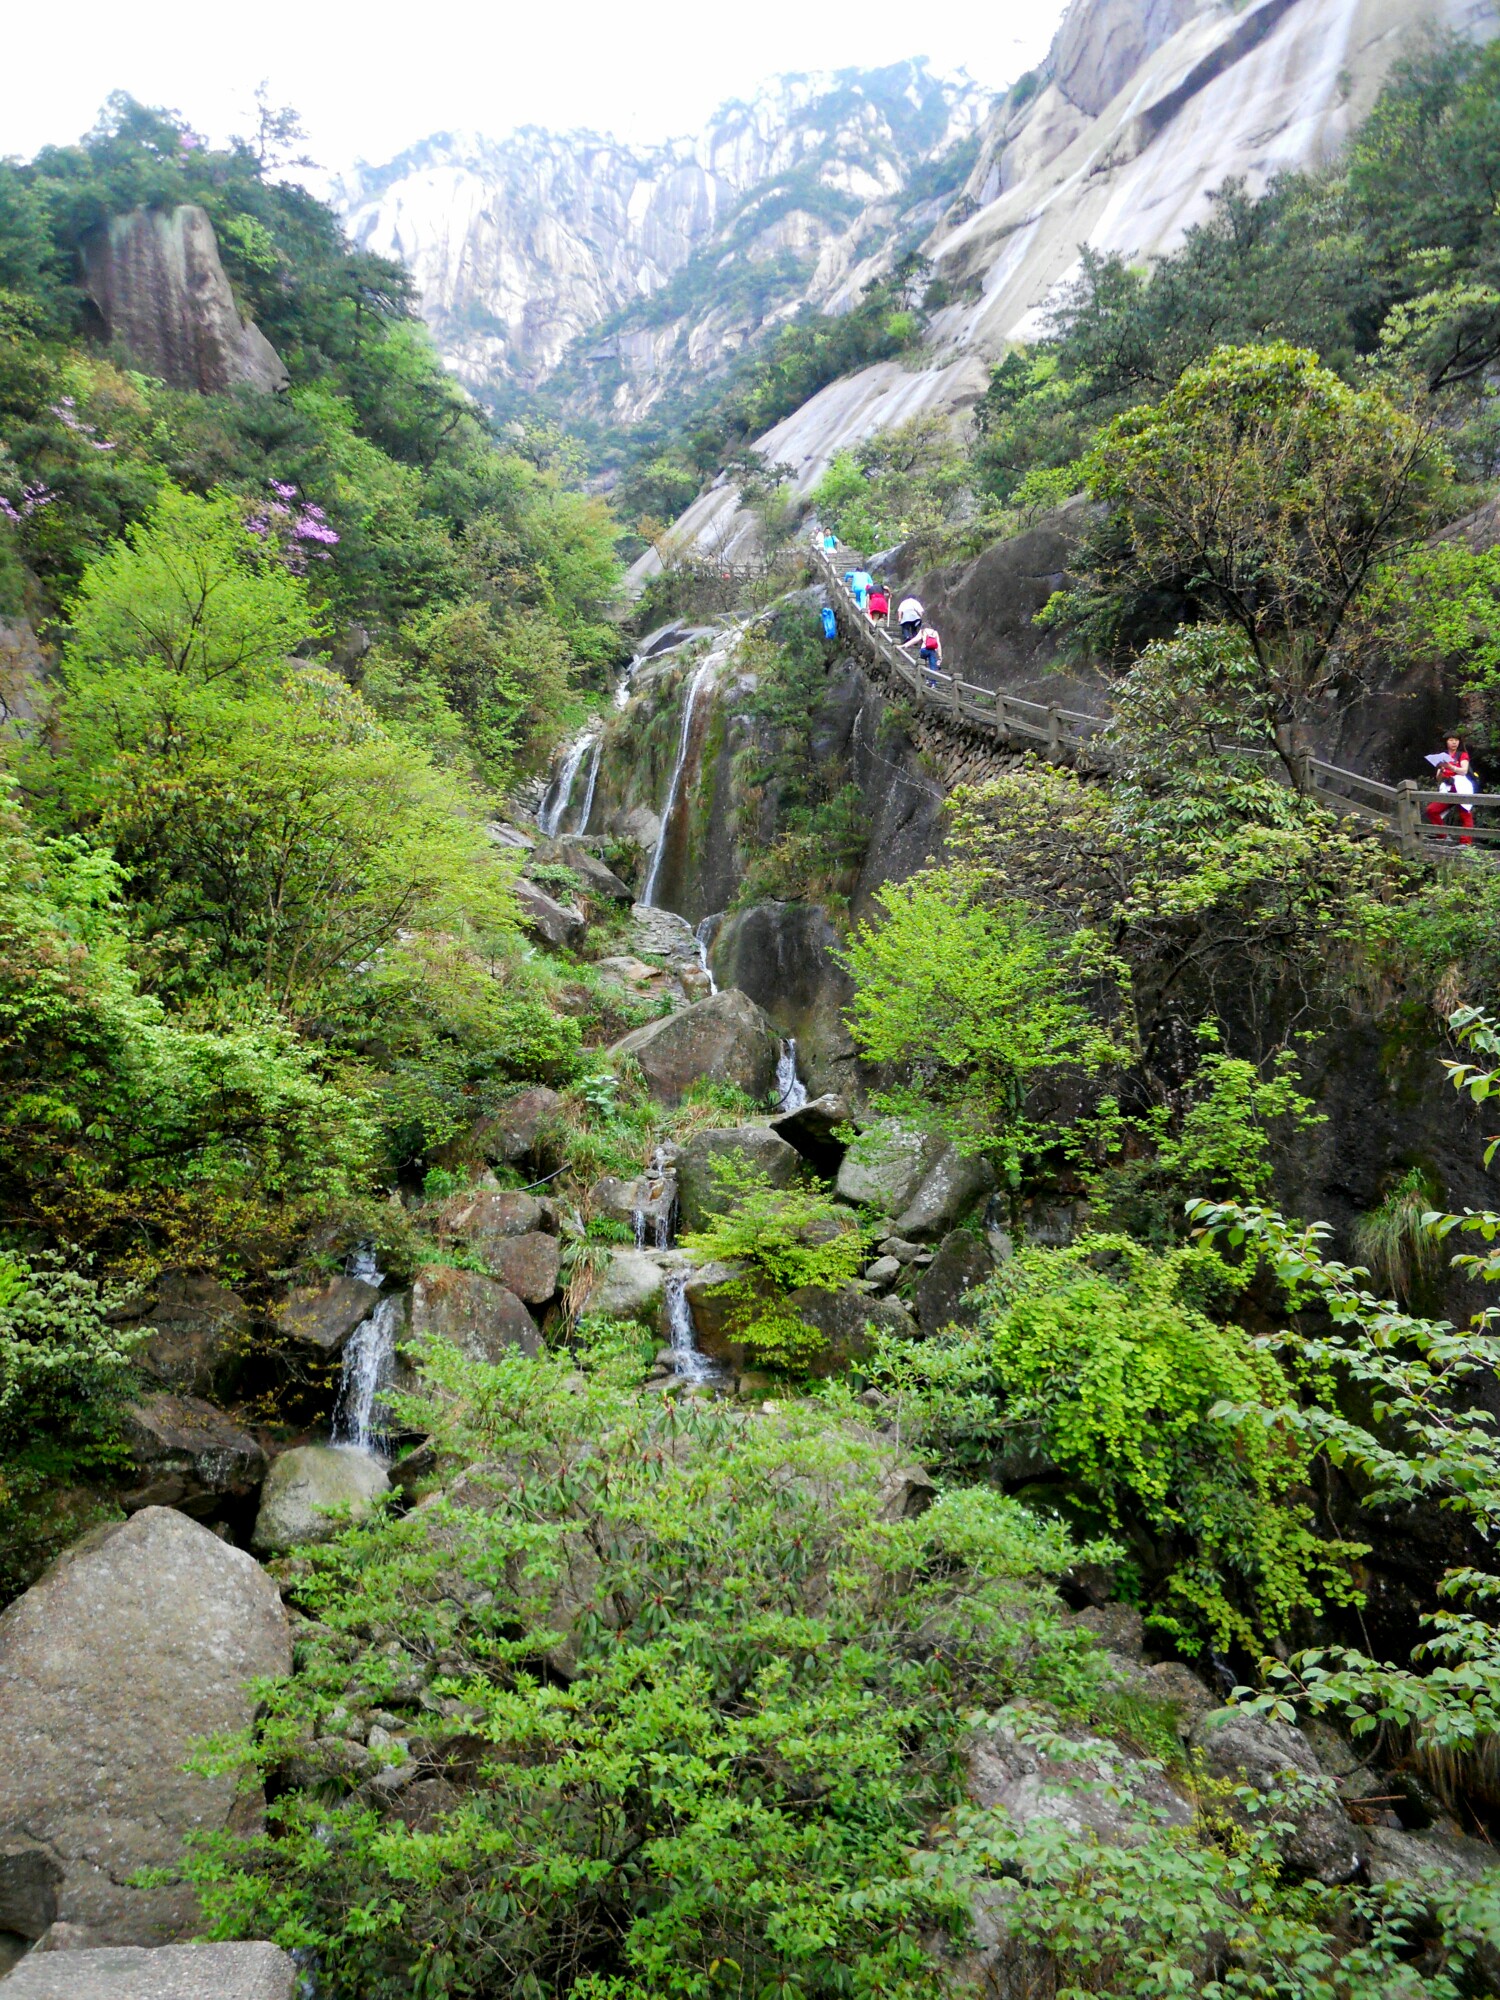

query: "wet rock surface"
(0, 1508), (290, 1947)
(272, 1275), (381, 1355)
(121, 1395), (267, 1512)
(513, 879), (585, 946)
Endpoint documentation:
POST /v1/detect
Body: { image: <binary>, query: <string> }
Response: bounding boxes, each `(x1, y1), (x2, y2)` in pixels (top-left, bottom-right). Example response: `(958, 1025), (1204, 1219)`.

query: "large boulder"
(436, 1187), (548, 1244)
(535, 837), (633, 903)
(897, 1145), (996, 1240)
(513, 879), (585, 947)
(835, 1121), (945, 1215)
(408, 1266), (540, 1362)
(609, 989), (779, 1108)
(251, 1445), (389, 1555)
(120, 1394), (267, 1514)
(682, 1259), (755, 1367)
(580, 1250), (666, 1329)
(770, 1092), (852, 1175)
(130, 1272), (250, 1399)
(834, 1120), (995, 1238)
(784, 1285), (917, 1377)
(675, 1126), (801, 1231)
(0, 1941), (297, 1998)
(0, 1508), (290, 1947)
(465, 1087), (565, 1168)
(272, 1274), (380, 1355)
(964, 1713), (1193, 1846)
(81, 205), (288, 396)
(591, 1173), (677, 1243)
(1190, 1707), (1361, 1884)
(485, 1232), (561, 1304)
(914, 1229), (995, 1335)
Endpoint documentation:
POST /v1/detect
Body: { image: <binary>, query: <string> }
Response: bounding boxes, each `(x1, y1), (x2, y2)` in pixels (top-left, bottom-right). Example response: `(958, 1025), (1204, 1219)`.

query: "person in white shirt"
(897, 595), (923, 642)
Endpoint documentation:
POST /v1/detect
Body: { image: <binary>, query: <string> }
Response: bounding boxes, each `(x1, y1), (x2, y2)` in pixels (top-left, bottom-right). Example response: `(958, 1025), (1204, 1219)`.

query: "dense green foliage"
(186, 1346), (1118, 1999)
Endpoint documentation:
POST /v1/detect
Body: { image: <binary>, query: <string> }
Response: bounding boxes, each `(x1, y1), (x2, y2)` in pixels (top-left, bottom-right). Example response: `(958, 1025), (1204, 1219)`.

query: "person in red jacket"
(867, 582), (889, 623)
(1425, 732), (1476, 844)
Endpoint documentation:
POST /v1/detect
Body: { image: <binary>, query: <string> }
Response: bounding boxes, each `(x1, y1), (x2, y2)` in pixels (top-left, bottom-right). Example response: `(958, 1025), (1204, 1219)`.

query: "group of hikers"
(842, 559), (943, 680)
(820, 531), (1488, 848)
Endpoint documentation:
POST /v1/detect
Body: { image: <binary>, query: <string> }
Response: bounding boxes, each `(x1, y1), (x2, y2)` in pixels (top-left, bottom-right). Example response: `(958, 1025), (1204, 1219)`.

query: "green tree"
(1050, 344), (1449, 750)
(841, 868), (1120, 1173)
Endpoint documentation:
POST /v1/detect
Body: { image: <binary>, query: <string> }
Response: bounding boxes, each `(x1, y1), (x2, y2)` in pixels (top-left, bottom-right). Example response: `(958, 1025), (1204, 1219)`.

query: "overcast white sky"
(2, 0), (1066, 171)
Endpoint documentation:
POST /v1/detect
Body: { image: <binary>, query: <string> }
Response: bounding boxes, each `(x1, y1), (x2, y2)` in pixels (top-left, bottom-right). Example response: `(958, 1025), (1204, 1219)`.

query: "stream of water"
(538, 732), (599, 837)
(775, 1039), (809, 1113)
(664, 1272), (724, 1386)
(641, 659), (713, 908)
(331, 1245), (398, 1457)
(575, 735), (603, 836)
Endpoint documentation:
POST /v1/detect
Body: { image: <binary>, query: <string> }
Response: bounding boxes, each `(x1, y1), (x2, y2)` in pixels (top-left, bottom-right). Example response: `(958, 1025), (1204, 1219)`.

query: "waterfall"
(664, 1272), (722, 1385)
(694, 913), (720, 995)
(333, 1248), (398, 1458)
(574, 735), (603, 835)
(775, 1039), (809, 1113)
(538, 732), (597, 837)
(641, 659), (713, 909)
(631, 1149), (676, 1250)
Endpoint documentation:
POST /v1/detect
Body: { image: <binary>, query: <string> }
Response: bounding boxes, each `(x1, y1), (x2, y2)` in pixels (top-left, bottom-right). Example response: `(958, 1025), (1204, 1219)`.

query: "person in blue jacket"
(845, 567), (873, 610)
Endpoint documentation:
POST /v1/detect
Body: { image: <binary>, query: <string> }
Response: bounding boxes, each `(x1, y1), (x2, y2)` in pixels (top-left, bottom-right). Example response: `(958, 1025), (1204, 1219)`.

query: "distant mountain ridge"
(332, 62), (991, 423)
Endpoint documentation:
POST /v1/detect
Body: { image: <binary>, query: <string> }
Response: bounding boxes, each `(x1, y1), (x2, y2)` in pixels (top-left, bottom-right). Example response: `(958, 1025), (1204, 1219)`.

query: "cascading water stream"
(665, 1272), (723, 1386)
(694, 914), (721, 995)
(775, 1039), (809, 1113)
(641, 659), (713, 908)
(574, 735), (603, 836)
(332, 1245), (398, 1457)
(538, 731), (598, 837)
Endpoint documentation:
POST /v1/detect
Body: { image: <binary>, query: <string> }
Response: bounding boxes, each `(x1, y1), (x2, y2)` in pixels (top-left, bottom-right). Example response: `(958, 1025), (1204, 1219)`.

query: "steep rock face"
(653, 0), (1496, 561)
(334, 63), (988, 416)
(82, 206), (289, 395)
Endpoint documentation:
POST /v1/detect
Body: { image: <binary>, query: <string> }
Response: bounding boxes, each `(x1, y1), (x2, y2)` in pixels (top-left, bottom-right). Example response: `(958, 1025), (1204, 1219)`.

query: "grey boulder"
(408, 1266), (541, 1363)
(965, 1714), (1193, 1847)
(120, 1394), (267, 1513)
(835, 1120), (994, 1238)
(0, 1509), (290, 1946)
(914, 1229), (995, 1335)
(468, 1087), (565, 1166)
(0, 1941), (295, 1998)
(785, 1284), (917, 1376)
(486, 1231), (562, 1304)
(675, 1125), (800, 1231)
(251, 1445), (389, 1555)
(272, 1274), (380, 1354)
(609, 989), (779, 1108)
(513, 879), (585, 946)
(580, 1249), (666, 1328)
(1190, 1707), (1360, 1883)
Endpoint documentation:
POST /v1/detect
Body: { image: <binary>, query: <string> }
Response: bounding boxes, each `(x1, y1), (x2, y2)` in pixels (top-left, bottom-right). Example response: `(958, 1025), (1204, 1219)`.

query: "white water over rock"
(694, 914), (721, 995)
(539, 731), (599, 836)
(575, 734), (604, 835)
(664, 1271), (724, 1386)
(332, 1246), (399, 1457)
(642, 657), (714, 908)
(775, 1038), (810, 1113)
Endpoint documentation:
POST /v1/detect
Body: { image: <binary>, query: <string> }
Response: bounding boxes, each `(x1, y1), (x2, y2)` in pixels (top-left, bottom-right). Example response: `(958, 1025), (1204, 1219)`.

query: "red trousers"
(1426, 799), (1474, 844)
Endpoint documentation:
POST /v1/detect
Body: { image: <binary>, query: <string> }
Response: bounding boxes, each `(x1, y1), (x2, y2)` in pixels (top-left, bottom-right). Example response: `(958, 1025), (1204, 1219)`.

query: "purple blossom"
(294, 520), (340, 545)
(270, 480), (299, 501)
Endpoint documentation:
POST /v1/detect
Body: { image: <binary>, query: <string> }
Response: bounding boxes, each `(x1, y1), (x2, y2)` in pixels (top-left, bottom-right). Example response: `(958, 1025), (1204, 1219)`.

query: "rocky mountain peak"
(332, 61), (991, 403)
